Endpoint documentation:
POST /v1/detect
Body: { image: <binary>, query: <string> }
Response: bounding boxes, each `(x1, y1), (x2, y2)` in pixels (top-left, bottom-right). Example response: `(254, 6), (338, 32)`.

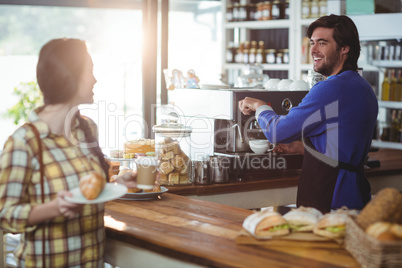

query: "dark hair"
(36, 38), (109, 181)
(307, 14), (360, 73)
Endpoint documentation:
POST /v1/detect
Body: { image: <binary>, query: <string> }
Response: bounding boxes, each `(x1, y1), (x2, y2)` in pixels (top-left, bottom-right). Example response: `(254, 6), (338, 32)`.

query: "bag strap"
(25, 123), (46, 268)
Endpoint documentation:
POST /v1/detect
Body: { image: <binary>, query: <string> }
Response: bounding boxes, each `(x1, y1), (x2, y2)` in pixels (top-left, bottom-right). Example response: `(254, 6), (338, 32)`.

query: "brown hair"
(36, 38), (110, 181)
(307, 14), (360, 73)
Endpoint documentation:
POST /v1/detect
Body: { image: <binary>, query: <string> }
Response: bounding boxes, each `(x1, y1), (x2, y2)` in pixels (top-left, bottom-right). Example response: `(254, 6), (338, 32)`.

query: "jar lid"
(153, 123), (192, 138)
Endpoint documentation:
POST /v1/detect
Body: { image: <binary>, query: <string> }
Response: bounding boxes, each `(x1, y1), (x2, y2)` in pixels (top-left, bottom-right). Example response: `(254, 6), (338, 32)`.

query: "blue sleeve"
(257, 82), (339, 144)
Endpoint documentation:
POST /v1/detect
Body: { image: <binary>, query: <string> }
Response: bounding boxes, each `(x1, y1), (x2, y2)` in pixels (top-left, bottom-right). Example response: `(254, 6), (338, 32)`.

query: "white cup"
(264, 79), (280, 90)
(249, 139), (275, 154)
(277, 79), (293, 91)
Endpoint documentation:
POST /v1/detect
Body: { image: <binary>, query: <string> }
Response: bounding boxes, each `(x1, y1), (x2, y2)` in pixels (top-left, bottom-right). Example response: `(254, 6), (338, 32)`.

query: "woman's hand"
(57, 191), (83, 219)
(274, 141), (305, 155)
(110, 171), (137, 189)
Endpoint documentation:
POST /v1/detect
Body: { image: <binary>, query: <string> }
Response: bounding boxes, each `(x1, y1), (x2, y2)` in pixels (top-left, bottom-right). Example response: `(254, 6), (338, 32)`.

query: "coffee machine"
(168, 88), (308, 179)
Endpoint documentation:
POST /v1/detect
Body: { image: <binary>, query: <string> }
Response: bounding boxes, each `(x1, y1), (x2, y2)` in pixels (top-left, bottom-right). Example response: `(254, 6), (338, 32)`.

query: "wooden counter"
(104, 193), (359, 268)
(164, 149), (402, 208)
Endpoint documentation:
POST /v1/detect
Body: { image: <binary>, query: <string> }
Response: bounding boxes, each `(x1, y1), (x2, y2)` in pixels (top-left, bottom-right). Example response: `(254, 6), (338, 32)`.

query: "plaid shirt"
(0, 109), (105, 268)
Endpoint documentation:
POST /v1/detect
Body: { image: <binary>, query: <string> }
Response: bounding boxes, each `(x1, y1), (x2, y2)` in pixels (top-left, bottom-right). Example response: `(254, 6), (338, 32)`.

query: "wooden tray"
(236, 229), (343, 248)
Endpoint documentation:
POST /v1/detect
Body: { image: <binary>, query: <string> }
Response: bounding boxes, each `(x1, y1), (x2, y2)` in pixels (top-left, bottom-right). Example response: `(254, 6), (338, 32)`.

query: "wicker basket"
(344, 216), (402, 268)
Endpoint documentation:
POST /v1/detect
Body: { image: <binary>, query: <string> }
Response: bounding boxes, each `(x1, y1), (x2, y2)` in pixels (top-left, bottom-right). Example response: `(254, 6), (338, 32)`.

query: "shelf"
(223, 63), (290, 71)
(378, 100), (402, 109)
(224, 20), (290, 29)
(371, 140), (402, 150)
(349, 13), (402, 41)
(371, 60), (402, 68)
(300, 63), (313, 71)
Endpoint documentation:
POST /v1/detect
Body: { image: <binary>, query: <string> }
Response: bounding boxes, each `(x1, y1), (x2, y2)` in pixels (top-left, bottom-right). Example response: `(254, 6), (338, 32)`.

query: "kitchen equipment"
(209, 156), (230, 183)
(168, 88), (308, 177)
(153, 120), (192, 185)
(192, 160), (211, 185)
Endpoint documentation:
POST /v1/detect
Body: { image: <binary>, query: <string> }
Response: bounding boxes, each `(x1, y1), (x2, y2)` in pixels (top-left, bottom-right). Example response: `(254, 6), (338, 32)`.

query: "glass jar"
(265, 49), (276, 64)
(226, 4), (233, 22)
(248, 3), (256, 21)
(319, 0), (327, 17)
(283, 48), (289, 64)
(310, 0), (319, 18)
(276, 52), (283, 64)
(302, 0), (311, 19)
(261, 1), (272, 20)
(153, 122), (192, 185)
(283, 0), (290, 19)
(237, 4), (247, 21)
(271, 0), (281, 20)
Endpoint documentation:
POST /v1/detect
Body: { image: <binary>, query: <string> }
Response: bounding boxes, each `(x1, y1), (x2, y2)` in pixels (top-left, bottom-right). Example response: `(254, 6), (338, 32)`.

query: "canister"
(153, 122), (192, 185)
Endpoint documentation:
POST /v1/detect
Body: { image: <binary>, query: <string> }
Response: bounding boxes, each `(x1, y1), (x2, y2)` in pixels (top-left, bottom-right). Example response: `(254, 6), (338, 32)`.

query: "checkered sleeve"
(0, 136), (38, 233)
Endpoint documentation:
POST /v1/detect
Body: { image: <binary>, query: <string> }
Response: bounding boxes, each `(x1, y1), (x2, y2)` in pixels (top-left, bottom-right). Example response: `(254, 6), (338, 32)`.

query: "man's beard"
(313, 50), (342, 77)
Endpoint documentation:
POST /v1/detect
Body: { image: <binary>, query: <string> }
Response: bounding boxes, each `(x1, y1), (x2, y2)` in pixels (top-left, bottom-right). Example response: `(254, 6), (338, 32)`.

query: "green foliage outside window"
(4, 81), (43, 125)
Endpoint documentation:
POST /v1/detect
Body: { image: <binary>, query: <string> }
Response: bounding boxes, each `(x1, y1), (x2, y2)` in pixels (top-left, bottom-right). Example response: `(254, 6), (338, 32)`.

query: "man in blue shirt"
(239, 15), (378, 213)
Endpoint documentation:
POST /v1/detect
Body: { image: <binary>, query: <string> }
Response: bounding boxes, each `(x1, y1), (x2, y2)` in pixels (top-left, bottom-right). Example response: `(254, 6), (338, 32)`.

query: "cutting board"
(236, 229), (343, 248)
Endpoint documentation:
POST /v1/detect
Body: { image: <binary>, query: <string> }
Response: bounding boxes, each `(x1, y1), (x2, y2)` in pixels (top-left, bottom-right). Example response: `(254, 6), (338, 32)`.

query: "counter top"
(104, 193), (358, 268)
(166, 149), (402, 196)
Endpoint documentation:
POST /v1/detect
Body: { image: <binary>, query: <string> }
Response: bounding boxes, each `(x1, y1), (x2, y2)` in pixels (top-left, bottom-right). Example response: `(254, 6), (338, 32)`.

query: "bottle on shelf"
(397, 70), (402, 102)
(390, 109), (401, 142)
(310, 0), (320, 18)
(261, 1), (272, 20)
(319, 0), (327, 17)
(390, 69), (397, 101)
(226, 4), (233, 22)
(282, 0), (290, 19)
(381, 69), (390, 101)
(271, 0), (281, 20)
(302, 0), (311, 19)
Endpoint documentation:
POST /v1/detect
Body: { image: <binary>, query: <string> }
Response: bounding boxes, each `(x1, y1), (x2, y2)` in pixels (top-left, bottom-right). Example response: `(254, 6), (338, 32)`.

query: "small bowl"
(264, 78), (280, 90)
(249, 139), (271, 154)
(288, 80), (309, 91)
(277, 79), (293, 91)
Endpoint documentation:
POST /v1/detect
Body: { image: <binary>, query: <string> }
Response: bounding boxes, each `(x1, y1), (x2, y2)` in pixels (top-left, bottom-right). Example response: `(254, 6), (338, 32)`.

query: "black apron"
(296, 138), (371, 214)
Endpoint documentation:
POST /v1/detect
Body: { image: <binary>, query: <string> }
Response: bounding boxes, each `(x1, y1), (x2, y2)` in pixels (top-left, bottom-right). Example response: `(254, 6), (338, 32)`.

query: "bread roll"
(356, 188), (402, 229)
(79, 172), (106, 200)
(243, 211), (289, 239)
(391, 224), (402, 239)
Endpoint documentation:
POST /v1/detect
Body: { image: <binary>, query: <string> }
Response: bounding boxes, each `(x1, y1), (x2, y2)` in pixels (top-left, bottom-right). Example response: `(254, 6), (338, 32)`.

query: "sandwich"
(313, 213), (348, 239)
(242, 211), (289, 239)
(283, 207), (323, 232)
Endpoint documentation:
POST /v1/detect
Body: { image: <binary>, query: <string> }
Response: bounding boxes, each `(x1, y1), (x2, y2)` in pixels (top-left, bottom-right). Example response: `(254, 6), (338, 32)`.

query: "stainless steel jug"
(192, 160), (211, 185)
(226, 121), (250, 153)
(208, 156), (230, 183)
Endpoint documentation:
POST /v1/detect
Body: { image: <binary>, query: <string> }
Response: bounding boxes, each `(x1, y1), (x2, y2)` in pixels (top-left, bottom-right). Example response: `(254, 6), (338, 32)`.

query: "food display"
(79, 172), (106, 200)
(156, 137), (191, 185)
(343, 188), (402, 268)
(123, 139), (155, 158)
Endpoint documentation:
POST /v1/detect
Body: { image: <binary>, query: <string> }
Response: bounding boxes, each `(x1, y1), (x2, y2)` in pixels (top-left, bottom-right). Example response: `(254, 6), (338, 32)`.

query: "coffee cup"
(135, 157), (159, 189)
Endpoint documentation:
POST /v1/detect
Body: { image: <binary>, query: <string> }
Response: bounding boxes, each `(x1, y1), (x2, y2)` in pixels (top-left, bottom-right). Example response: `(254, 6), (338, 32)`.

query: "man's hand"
(274, 141), (305, 155)
(238, 97), (267, 115)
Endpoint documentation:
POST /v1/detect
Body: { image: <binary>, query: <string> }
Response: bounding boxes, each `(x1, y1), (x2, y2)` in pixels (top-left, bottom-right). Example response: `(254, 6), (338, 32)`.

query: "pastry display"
(156, 137), (191, 185)
(123, 139), (155, 157)
(79, 172), (106, 200)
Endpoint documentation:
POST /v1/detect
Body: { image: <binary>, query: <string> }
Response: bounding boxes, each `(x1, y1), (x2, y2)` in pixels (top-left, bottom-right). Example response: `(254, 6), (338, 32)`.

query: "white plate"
(65, 183), (128, 204)
(119, 187), (168, 200)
